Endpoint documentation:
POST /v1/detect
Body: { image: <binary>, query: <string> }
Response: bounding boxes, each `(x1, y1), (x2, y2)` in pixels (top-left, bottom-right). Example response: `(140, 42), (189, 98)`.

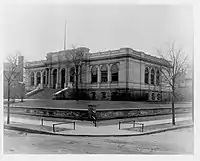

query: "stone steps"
(27, 88), (60, 99)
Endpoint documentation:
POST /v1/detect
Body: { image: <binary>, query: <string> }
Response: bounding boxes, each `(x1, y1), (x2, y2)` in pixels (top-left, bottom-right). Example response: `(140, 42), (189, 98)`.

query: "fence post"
(119, 122), (121, 130)
(73, 122), (75, 130)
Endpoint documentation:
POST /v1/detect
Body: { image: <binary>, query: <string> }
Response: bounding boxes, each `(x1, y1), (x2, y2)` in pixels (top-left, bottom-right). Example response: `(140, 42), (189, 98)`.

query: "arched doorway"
(36, 72), (41, 85)
(70, 67), (75, 83)
(53, 69), (57, 89)
(61, 68), (65, 89)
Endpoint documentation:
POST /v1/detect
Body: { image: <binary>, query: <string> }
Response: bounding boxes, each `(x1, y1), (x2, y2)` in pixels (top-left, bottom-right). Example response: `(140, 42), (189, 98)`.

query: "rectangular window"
(111, 73), (118, 82)
(92, 75), (97, 83)
(101, 72), (107, 82)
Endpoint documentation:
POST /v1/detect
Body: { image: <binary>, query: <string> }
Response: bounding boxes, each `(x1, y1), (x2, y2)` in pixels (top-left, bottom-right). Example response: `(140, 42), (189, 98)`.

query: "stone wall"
(5, 105), (191, 121)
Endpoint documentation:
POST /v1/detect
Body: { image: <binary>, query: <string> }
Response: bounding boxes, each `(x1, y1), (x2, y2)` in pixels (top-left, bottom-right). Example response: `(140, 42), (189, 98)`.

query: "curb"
(4, 124), (193, 137)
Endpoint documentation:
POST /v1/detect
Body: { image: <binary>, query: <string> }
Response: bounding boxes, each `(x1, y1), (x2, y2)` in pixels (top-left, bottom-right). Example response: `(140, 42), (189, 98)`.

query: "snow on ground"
(4, 127), (193, 154)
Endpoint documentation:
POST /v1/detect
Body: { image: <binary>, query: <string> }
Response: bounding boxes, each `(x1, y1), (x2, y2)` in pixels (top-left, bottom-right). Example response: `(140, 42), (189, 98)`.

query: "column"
(48, 68), (51, 88)
(68, 67), (71, 87)
(40, 71), (43, 89)
(51, 69), (54, 88)
(86, 65), (90, 89)
(58, 68), (62, 87)
(148, 67), (151, 85)
(64, 67), (68, 88)
(97, 65), (101, 88)
(97, 65), (101, 83)
(34, 72), (37, 86)
(154, 68), (156, 86)
(107, 64), (111, 90)
(45, 69), (48, 86)
(56, 68), (59, 89)
(108, 64), (111, 82)
(88, 65), (91, 83)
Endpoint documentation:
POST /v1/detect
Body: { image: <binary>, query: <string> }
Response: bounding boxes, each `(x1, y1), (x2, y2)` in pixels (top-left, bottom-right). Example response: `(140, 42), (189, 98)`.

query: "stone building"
(25, 47), (171, 101)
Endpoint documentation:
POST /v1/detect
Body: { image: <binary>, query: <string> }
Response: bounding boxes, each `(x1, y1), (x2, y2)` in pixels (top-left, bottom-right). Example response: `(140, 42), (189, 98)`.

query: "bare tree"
(4, 53), (24, 124)
(65, 45), (85, 101)
(157, 42), (188, 125)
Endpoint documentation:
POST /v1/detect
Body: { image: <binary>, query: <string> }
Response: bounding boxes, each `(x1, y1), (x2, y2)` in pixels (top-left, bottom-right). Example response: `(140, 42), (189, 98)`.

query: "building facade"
(25, 47), (171, 101)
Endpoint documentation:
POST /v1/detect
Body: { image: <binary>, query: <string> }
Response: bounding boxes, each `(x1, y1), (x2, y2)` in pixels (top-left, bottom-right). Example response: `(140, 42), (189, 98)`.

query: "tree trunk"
(7, 82), (10, 124)
(171, 90), (176, 125)
(75, 66), (79, 101)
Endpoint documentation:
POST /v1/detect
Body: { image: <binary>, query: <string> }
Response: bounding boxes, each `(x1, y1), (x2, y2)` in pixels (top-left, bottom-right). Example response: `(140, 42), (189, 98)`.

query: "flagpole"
(64, 20), (67, 50)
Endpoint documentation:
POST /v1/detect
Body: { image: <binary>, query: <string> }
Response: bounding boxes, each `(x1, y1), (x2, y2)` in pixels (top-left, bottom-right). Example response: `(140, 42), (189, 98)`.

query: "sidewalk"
(4, 115), (193, 136)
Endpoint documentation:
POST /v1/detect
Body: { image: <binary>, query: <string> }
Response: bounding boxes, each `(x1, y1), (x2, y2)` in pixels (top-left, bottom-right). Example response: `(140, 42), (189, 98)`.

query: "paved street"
(4, 127), (193, 154)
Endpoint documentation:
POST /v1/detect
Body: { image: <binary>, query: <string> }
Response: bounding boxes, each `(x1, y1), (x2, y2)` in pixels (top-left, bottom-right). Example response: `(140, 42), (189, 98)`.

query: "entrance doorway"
(61, 68), (65, 89)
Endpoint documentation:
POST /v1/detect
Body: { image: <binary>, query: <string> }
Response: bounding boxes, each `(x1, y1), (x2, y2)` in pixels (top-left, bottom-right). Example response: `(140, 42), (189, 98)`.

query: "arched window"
(156, 70), (160, 85)
(36, 72), (41, 85)
(30, 72), (34, 86)
(111, 64), (118, 82)
(91, 66), (97, 83)
(144, 67), (149, 84)
(151, 68), (155, 85)
(101, 65), (108, 82)
(61, 68), (65, 88)
(70, 67), (75, 83)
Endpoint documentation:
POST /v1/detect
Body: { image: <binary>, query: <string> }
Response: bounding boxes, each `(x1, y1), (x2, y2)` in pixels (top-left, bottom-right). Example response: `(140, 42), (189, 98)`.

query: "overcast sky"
(3, 4), (193, 62)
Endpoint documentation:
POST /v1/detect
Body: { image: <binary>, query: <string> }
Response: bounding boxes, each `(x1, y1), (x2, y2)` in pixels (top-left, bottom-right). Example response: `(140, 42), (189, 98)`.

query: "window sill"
(110, 81), (118, 84)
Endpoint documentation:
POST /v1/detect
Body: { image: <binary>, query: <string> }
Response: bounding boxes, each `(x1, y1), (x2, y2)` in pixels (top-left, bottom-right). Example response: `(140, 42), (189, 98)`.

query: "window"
(151, 69), (155, 85)
(111, 64), (118, 82)
(101, 65), (108, 82)
(91, 66), (97, 83)
(145, 67), (149, 84)
(156, 70), (160, 85)
(70, 67), (75, 83)
(30, 72), (34, 86)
